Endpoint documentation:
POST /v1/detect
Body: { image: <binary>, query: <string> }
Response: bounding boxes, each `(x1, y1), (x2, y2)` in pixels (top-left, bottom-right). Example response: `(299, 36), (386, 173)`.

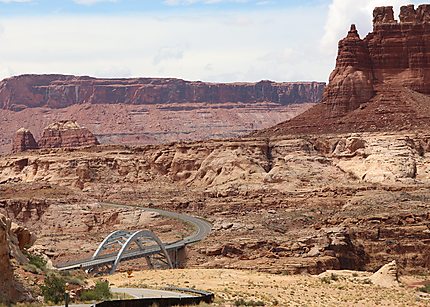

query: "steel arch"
(92, 230), (131, 260)
(110, 230), (173, 274)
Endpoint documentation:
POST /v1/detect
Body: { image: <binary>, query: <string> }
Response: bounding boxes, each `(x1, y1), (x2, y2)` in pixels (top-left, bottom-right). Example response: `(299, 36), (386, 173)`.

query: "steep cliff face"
(0, 75), (325, 111)
(257, 4), (430, 136)
(368, 4), (430, 94)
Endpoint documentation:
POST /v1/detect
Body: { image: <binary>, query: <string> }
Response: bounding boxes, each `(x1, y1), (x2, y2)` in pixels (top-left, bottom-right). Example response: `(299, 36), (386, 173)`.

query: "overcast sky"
(0, 0), (423, 82)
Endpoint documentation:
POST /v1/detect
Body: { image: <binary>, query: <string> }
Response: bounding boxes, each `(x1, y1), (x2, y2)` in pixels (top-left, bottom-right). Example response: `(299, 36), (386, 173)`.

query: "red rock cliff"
(256, 4), (430, 136)
(0, 75), (325, 111)
(324, 4), (430, 113)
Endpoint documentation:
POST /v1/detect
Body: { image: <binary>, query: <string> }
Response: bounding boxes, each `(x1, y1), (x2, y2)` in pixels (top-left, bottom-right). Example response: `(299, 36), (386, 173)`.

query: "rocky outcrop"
(0, 214), (34, 303)
(0, 214), (18, 303)
(11, 120), (99, 153)
(0, 75), (325, 111)
(368, 5), (430, 94)
(1, 132), (430, 274)
(12, 128), (38, 153)
(323, 24), (374, 115)
(256, 4), (430, 136)
(370, 260), (400, 287)
(37, 120), (99, 149)
(326, 4), (430, 112)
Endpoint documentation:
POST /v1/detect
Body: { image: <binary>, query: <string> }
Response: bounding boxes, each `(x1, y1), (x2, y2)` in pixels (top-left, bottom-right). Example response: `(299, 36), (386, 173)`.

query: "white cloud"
(0, 6), (331, 83)
(73, 0), (117, 5)
(320, 0), (423, 56)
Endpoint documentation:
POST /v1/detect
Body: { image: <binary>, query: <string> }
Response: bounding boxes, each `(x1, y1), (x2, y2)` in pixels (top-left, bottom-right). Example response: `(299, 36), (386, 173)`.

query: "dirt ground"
(102, 268), (430, 306)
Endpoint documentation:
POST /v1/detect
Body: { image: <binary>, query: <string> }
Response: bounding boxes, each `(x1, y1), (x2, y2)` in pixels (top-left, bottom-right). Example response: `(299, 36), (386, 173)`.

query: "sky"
(0, 0), (423, 82)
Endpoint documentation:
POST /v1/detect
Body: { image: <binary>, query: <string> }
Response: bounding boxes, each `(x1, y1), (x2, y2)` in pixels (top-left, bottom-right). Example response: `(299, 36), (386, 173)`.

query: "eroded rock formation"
(0, 75), (325, 111)
(257, 4), (430, 136)
(323, 24), (374, 114)
(0, 214), (18, 303)
(11, 120), (99, 153)
(327, 4), (430, 110)
(38, 120), (99, 149)
(12, 128), (38, 153)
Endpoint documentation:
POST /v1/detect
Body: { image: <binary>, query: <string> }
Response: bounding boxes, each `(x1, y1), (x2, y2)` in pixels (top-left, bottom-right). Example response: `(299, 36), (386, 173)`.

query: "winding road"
(57, 204), (212, 272)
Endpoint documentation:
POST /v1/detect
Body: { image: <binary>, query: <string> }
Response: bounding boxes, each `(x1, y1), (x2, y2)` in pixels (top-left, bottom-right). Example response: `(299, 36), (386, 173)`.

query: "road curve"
(57, 203), (212, 271)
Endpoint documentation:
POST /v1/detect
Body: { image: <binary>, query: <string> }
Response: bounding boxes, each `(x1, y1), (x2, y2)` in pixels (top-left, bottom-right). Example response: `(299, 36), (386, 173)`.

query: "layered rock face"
(38, 120), (99, 149)
(323, 24), (374, 115)
(0, 75), (325, 111)
(12, 128), (38, 153)
(11, 120), (99, 152)
(257, 4), (430, 136)
(1, 132), (430, 274)
(325, 4), (430, 112)
(368, 4), (430, 93)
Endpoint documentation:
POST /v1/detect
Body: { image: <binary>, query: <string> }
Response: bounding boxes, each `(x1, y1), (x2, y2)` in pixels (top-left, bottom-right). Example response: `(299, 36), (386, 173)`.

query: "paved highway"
(57, 204), (212, 272)
(111, 287), (195, 299)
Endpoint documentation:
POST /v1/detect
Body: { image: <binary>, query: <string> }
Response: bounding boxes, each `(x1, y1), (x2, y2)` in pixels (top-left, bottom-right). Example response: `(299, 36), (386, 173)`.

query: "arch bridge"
(59, 229), (175, 274)
(57, 207), (212, 275)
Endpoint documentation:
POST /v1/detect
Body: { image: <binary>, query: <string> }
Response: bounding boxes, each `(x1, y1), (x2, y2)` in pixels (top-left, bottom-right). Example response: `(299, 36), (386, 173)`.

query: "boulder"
(369, 260), (400, 287)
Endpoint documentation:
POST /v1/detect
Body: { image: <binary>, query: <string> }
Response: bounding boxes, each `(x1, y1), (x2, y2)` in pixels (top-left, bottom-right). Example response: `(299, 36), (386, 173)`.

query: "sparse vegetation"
(234, 298), (265, 306)
(24, 251), (47, 272)
(418, 283), (430, 294)
(80, 281), (112, 302)
(40, 273), (66, 304)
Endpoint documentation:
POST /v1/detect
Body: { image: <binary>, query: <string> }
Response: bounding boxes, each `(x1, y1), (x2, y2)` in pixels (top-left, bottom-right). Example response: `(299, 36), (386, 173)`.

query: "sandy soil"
(102, 269), (429, 306)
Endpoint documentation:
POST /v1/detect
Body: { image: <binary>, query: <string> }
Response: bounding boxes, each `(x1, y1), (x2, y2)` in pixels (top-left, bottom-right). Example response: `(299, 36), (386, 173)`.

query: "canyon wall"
(1, 132), (430, 273)
(0, 75), (325, 111)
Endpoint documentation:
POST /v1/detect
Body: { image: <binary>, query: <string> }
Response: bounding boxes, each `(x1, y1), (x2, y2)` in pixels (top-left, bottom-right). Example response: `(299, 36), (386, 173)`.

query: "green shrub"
(40, 274), (66, 304)
(80, 281), (112, 302)
(419, 284), (430, 293)
(25, 252), (47, 272)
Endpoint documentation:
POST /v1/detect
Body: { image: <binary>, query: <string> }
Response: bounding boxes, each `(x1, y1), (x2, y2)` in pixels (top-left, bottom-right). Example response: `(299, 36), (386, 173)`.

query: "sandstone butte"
(12, 120), (99, 153)
(0, 75), (325, 111)
(256, 4), (430, 137)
